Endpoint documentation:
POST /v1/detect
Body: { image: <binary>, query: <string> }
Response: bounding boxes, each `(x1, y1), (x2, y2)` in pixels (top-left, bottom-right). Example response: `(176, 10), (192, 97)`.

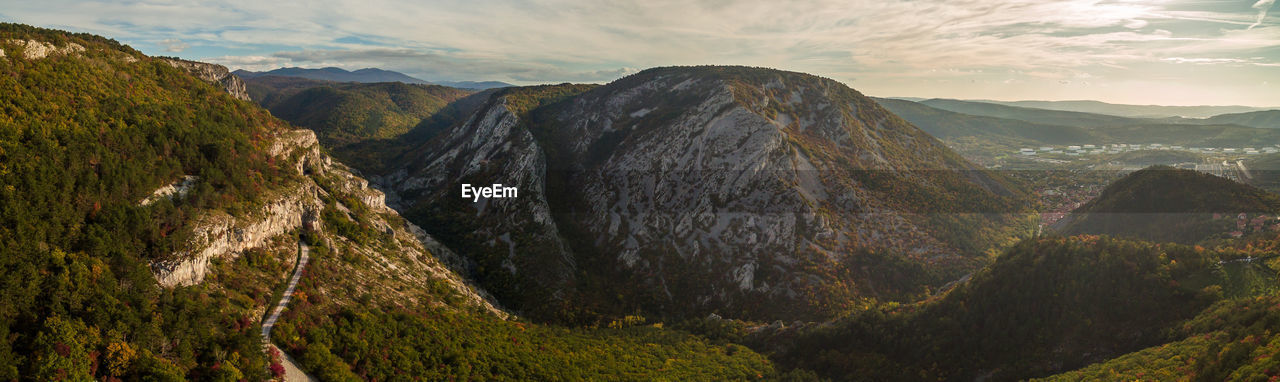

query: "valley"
(3, 12), (1280, 382)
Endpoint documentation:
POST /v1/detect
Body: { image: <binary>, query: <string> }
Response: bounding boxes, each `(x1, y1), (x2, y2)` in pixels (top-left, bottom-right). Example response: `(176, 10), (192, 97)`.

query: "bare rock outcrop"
(162, 58), (251, 101)
(151, 131), (326, 287)
(152, 188), (324, 287)
(4, 39), (84, 60)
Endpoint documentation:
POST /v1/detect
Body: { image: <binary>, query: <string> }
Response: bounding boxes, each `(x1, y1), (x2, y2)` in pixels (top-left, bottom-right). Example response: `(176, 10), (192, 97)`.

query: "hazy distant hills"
(233, 67), (513, 89)
(974, 99), (1271, 119)
(878, 98), (1280, 153)
(1198, 110), (1280, 129)
(874, 97), (1096, 145)
(234, 66), (430, 84)
(903, 98), (1278, 129)
(919, 98), (1145, 127)
(434, 80), (513, 89)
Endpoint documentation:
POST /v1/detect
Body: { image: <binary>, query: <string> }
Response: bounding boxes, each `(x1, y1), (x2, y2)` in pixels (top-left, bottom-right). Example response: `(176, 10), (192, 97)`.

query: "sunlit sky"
(3, 0), (1279, 106)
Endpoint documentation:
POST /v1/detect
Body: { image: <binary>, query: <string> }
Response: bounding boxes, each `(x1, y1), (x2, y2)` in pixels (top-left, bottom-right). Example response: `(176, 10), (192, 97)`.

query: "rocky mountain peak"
(376, 65), (1029, 320)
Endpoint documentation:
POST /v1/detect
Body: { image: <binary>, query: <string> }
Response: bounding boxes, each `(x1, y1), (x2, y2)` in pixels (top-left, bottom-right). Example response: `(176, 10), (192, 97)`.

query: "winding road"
(262, 242), (317, 382)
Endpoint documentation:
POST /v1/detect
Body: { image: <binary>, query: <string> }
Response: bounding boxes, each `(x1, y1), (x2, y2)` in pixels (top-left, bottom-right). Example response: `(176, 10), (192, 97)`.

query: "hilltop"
(1057, 166), (1280, 243)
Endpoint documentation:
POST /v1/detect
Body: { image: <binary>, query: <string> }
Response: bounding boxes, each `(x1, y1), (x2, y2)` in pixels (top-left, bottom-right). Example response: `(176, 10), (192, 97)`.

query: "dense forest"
(738, 235), (1280, 381)
(243, 75), (473, 170)
(0, 23), (305, 380)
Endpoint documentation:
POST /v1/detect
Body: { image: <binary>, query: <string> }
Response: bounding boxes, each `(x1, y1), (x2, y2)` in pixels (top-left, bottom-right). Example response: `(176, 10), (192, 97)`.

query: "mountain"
(233, 67), (514, 90)
(1198, 109), (1280, 129)
(0, 24), (794, 380)
(370, 66), (1033, 322)
(919, 98), (1145, 127)
(1056, 166), (1280, 243)
(976, 99), (1270, 119)
(873, 97), (1098, 145)
(434, 80), (513, 89)
(242, 75), (472, 153)
(234, 66), (430, 84)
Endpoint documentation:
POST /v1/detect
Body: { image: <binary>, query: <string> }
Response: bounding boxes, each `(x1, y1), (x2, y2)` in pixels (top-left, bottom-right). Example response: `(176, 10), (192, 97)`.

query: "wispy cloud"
(157, 38), (188, 53)
(1, 0), (1277, 105)
(1250, 0), (1277, 30)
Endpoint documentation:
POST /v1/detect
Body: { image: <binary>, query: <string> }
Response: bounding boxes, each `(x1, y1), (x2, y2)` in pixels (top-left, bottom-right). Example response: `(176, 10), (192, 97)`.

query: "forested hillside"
(1058, 166), (1280, 243)
(752, 235), (1262, 381)
(0, 24), (794, 381)
(245, 76), (471, 149)
(0, 22), (328, 379)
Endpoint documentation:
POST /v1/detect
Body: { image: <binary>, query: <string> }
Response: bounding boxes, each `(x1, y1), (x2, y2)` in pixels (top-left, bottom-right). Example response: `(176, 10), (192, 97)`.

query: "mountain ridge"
(233, 66), (430, 84)
(233, 67), (515, 89)
(371, 65), (1033, 322)
(967, 99), (1272, 119)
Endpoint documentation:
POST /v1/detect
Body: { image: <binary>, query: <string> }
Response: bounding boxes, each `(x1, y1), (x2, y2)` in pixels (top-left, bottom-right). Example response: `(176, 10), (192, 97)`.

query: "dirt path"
(262, 242), (317, 382)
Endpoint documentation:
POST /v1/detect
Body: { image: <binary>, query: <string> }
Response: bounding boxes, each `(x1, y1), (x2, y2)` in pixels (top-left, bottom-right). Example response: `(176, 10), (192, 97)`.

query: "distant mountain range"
(893, 98), (1275, 119)
(877, 98), (1280, 154)
(917, 98), (1145, 128)
(433, 80), (513, 89)
(232, 67), (513, 89)
(1197, 110), (1280, 129)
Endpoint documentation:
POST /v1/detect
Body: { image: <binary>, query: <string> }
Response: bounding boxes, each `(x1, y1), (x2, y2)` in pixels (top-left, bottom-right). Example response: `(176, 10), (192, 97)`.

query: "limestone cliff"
(2, 39), (84, 60)
(150, 128), (507, 317)
(162, 58), (252, 101)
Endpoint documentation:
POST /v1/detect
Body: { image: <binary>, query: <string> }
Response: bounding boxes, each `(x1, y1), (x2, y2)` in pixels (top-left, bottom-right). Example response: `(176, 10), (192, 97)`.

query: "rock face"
(162, 58), (251, 101)
(3, 39), (84, 60)
(139, 176), (199, 206)
(152, 187), (323, 287)
(150, 130), (327, 287)
(148, 128), (507, 317)
(377, 66), (1028, 320)
(377, 95), (578, 312)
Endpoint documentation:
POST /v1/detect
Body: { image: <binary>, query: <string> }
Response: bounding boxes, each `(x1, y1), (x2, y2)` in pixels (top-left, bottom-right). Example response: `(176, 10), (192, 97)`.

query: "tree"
(28, 315), (100, 380)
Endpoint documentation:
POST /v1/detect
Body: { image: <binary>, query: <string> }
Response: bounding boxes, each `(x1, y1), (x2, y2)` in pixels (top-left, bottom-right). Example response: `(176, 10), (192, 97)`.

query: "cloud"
(157, 38), (188, 53)
(1250, 0), (1276, 30)
(1161, 57), (1247, 65)
(222, 48), (639, 83)
(202, 55), (290, 71)
(2, 0), (1278, 105)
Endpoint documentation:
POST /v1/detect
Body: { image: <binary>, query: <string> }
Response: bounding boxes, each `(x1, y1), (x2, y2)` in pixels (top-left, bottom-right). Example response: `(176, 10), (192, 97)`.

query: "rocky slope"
(377, 66), (1031, 321)
(147, 125), (506, 315)
(162, 58), (251, 101)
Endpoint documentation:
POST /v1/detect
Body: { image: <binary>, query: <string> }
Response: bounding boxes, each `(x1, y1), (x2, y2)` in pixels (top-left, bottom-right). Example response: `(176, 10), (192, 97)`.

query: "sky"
(2, 0), (1279, 106)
